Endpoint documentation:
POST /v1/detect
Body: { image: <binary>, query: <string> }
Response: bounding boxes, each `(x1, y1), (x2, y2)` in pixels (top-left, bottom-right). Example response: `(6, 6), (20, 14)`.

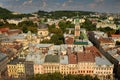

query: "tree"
(81, 19), (96, 31)
(64, 74), (76, 80)
(116, 41), (120, 45)
(58, 21), (74, 33)
(0, 22), (4, 26)
(93, 76), (100, 80)
(30, 72), (99, 80)
(51, 34), (64, 45)
(18, 21), (37, 33)
(75, 75), (85, 80)
(22, 26), (28, 33)
(85, 75), (93, 80)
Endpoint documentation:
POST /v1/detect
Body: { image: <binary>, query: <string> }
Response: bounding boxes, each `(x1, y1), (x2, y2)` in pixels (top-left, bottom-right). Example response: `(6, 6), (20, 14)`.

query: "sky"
(0, 0), (120, 13)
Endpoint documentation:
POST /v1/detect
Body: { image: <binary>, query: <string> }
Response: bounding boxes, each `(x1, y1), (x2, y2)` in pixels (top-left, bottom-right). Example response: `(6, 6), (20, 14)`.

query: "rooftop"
(38, 24), (48, 29)
(0, 53), (7, 62)
(35, 44), (53, 48)
(68, 53), (77, 64)
(9, 33), (26, 40)
(8, 57), (25, 64)
(111, 34), (120, 37)
(74, 41), (88, 45)
(45, 54), (60, 63)
(77, 52), (95, 62)
(98, 37), (113, 43)
(95, 56), (112, 66)
(65, 36), (74, 44)
(60, 55), (68, 64)
(26, 51), (45, 64)
(85, 46), (102, 57)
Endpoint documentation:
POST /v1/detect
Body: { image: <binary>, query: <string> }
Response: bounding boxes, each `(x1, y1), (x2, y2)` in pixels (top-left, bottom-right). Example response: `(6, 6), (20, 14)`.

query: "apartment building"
(7, 58), (25, 78)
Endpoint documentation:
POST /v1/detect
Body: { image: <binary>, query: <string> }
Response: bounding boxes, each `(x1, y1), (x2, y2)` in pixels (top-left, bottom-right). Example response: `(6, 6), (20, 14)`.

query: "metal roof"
(74, 41), (88, 45)
(60, 55), (68, 64)
(0, 53), (7, 62)
(95, 56), (112, 66)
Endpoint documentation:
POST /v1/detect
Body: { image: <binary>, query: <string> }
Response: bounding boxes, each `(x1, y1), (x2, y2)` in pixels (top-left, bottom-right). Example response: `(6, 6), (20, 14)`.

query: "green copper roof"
(75, 15), (79, 23)
(45, 55), (60, 63)
(74, 41), (88, 45)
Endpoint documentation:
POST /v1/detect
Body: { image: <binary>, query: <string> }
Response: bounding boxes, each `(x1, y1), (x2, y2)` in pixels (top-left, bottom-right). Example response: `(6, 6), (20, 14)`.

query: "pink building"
(34, 64), (44, 74)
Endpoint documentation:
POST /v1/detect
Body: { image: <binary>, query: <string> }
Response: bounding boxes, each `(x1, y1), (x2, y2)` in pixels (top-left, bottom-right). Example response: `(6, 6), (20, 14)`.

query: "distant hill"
(0, 7), (32, 19)
(0, 7), (12, 19)
(37, 10), (95, 19)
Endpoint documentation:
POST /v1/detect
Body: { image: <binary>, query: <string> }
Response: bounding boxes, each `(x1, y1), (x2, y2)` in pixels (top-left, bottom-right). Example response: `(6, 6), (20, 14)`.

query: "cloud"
(23, 0), (33, 5)
(68, 0), (73, 3)
(16, 0), (19, 1)
(0, 4), (3, 7)
(62, 0), (73, 7)
(95, 0), (104, 3)
(62, 2), (66, 7)
(42, 0), (47, 8)
(88, 3), (96, 9)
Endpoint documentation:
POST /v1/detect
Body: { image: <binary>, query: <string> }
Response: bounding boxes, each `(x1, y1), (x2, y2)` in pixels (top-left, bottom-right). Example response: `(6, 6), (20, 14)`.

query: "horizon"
(0, 0), (120, 14)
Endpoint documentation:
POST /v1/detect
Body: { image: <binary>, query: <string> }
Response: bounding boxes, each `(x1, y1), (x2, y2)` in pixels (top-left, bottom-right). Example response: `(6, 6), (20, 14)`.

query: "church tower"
(74, 15), (80, 37)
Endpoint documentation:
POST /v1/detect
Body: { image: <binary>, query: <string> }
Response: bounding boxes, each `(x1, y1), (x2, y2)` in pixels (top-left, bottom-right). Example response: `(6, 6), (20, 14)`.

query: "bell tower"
(74, 15), (80, 37)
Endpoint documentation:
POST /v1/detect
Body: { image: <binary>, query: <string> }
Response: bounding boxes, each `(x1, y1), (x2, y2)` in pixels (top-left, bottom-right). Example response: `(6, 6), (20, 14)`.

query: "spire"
(75, 13), (79, 25)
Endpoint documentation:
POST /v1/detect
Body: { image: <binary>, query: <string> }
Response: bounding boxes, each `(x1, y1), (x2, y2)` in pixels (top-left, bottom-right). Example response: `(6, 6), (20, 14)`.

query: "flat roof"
(36, 44), (53, 48)
(9, 34), (26, 40)
(60, 55), (68, 64)
(26, 50), (45, 64)
(116, 56), (120, 61)
(8, 57), (25, 64)
(95, 56), (112, 66)
(45, 54), (60, 63)
(74, 41), (88, 45)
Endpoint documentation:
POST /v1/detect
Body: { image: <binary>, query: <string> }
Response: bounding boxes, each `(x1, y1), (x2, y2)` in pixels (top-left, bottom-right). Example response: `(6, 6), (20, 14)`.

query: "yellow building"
(77, 52), (95, 75)
(7, 59), (25, 78)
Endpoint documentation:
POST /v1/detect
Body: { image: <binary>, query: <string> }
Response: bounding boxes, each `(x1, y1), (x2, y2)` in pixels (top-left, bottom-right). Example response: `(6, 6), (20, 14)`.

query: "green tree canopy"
(30, 73), (99, 80)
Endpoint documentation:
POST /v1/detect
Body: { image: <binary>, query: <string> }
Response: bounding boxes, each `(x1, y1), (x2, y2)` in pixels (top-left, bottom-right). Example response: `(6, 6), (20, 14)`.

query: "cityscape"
(0, 0), (120, 80)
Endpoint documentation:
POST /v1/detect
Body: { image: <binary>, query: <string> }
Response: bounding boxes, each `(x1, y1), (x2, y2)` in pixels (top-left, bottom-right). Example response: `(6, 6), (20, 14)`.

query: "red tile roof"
(77, 52), (95, 62)
(7, 29), (22, 36)
(98, 38), (113, 43)
(0, 28), (9, 33)
(85, 46), (102, 57)
(68, 53), (77, 64)
(65, 36), (74, 44)
(111, 34), (120, 37)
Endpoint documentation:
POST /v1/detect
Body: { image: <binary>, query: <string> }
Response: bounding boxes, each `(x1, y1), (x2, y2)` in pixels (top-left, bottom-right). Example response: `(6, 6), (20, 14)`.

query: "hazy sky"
(0, 0), (120, 13)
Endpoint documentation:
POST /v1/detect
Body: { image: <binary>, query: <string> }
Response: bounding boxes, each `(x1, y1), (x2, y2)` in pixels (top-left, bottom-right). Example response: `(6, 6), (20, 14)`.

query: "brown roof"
(0, 28), (9, 33)
(111, 34), (120, 37)
(68, 53), (77, 64)
(85, 46), (102, 57)
(77, 52), (95, 62)
(98, 38), (113, 43)
(7, 29), (22, 35)
(65, 36), (74, 44)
